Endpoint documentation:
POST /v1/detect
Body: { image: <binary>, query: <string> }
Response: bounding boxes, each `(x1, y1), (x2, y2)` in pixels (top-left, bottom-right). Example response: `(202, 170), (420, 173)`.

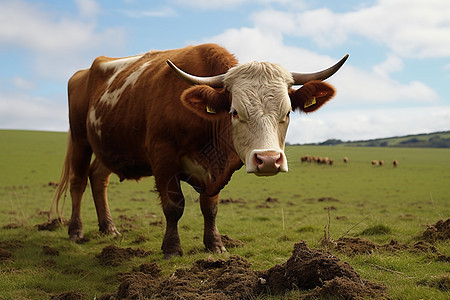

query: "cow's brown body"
(53, 44), (346, 258)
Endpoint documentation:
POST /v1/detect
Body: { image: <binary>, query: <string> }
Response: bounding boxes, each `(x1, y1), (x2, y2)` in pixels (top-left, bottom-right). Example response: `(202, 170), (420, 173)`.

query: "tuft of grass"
(360, 224), (392, 236)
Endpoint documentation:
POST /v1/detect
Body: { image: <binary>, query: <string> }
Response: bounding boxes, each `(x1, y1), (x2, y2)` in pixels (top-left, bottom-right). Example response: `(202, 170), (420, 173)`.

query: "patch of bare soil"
(2, 223), (21, 229)
(220, 197), (246, 204)
(36, 218), (68, 231)
(417, 275), (449, 292)
(50, 291), (86, 300)
(0, 248), (14, 262)
(221, 234), (244, 248)
(422, 219), (450, 243)
(102, 241), (388, 299)
(43, 246), (60, 256)
(96, 245), (151, 267)
(265, 197), (279, 203)
(334, 236), (449, 262)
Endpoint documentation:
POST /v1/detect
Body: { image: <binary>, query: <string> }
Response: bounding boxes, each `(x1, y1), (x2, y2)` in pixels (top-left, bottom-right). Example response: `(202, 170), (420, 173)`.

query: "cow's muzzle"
(246, 150), (288, 176)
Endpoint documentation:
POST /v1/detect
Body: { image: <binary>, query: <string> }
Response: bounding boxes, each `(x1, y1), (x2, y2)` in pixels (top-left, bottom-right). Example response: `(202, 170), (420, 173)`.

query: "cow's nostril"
(255, 154), (264, 165)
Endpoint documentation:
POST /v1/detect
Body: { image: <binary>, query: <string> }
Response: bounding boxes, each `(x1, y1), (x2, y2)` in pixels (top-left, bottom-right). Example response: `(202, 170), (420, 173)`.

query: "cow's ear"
(181, 85), (231, 119)
(289, 81), (336, 113)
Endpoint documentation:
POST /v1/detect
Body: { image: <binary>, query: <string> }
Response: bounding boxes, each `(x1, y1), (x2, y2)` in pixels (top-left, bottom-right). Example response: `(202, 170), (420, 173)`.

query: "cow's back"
(68, 44), (238, 180)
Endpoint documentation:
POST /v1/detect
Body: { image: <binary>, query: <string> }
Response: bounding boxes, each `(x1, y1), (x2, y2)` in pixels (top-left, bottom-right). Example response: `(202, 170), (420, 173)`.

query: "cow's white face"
(223, 62), (294, 176)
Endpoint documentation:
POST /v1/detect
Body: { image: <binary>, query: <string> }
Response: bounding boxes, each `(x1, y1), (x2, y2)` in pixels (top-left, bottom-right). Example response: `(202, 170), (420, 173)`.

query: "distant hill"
(309, 131), (450, 148)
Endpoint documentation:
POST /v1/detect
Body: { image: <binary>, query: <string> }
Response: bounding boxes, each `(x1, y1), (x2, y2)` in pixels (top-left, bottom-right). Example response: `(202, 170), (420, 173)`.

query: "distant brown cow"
(51, 43), (348, 258)
(379, 160), (384, 166)
(372, 160), (378, 165)
(393, 160), (399, 167)
(343, 157), (348, 163)
(301, 155), (311, 162)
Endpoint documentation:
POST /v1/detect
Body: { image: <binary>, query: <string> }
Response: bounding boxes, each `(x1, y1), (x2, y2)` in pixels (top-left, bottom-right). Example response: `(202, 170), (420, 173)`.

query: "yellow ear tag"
(304, 96), (317, 109)
(206, 105), (216, 114)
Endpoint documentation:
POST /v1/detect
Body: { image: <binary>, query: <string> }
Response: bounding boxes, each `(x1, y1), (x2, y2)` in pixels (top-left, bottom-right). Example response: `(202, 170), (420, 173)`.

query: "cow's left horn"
(167, 60), (225, 88)
(291, 54), (349, 85)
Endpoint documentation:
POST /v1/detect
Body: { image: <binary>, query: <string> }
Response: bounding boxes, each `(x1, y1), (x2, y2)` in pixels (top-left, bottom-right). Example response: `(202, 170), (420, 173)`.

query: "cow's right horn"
(291, 54), (349, 85)
(167, 60), (225, 88)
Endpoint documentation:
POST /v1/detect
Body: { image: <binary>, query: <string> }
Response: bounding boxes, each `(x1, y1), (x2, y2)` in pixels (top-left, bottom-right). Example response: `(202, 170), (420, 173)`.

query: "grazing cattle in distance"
(379, 160), (384, 166)
(51, 43), (347, 258)
(343, 157), (348, 163)
(301, 155), (312, 162)
(372, 160), (378, 165)
(393, 160), (399, 167)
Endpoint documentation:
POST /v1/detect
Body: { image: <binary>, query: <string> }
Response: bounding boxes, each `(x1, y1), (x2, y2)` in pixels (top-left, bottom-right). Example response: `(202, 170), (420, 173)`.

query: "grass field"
(0, 130), (449, 299)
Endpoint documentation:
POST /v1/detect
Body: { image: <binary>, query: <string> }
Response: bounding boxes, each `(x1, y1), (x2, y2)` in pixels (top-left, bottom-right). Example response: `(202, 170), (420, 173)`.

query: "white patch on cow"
(88, 108), (102, 138)
(99, 55), (150, 106)
(223, 62), (293, 174)
(181, 156), (211, 182)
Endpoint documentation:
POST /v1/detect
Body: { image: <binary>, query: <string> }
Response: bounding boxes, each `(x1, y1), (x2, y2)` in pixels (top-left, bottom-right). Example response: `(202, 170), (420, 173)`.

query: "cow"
(372, 160), (378, 165)
(343, 157), (349, 163)
(393, 160), (399, 167)
(51, 43), (347, 258)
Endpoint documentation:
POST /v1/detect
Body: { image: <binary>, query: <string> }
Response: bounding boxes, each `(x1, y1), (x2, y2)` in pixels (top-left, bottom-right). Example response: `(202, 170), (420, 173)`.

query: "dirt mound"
(334, 236), (449, 262)
(50, 291), (86, 300)
(36, 218), (68, 231)
(221, 234), (244, 248)
(104, 241), (388, 299)
(96, 245), (151, 267)
(0, 248), (13, 262)
(220, 197), (246, 204)
(422, 219), (450, 243)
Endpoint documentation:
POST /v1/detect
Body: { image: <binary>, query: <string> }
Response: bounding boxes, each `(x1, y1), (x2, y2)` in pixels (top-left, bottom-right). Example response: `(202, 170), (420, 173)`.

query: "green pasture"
(0, 130), (449, 299)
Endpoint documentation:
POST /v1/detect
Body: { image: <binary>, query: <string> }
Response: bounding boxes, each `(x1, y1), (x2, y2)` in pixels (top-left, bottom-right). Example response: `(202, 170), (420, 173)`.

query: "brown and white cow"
(51, 44), (347, 258)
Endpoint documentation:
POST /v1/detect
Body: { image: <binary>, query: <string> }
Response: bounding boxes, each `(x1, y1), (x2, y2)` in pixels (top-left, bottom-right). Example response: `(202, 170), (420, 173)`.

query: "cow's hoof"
(207, 244), (227, 254)
(69, 232), (84, 241)
(163, 250), (183, 260)
(100, 223), (121, 237)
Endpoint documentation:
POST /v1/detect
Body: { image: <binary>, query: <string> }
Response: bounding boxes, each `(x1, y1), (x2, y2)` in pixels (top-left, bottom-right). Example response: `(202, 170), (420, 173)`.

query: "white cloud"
(250, 0), (450, 58)
(287, 106), (450, 144)
(75, 0), (100, 19)
(173, 0), (307, 10)
(0, 0), (126, 79)
(11, 77), (36, 90)
(119, 7), (177, 18)
(207, 27), (438, 106)
(0, 92), (68, 132)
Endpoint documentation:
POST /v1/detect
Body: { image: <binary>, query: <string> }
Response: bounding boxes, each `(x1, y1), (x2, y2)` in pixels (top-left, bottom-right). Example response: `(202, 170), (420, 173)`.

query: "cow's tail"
(50, 130), (72, 221)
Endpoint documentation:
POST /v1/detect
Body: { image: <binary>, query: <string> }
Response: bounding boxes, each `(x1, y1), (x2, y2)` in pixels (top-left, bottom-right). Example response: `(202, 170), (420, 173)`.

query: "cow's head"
(168, 54), (348, 176)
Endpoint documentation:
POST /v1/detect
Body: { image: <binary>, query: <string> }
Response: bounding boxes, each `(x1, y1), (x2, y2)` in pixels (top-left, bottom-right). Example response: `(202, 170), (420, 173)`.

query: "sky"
(1, 0), (450, 144)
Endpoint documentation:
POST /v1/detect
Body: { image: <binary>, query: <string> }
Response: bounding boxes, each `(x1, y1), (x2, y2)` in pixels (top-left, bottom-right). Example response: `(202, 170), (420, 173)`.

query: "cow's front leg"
(159, 175), (185, 259)
(200, 193), (226, 253)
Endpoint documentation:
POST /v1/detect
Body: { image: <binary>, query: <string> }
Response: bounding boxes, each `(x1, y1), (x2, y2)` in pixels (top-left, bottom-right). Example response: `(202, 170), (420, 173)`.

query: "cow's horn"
(291, 54), (349, 85)
(167, 60), (225, 88)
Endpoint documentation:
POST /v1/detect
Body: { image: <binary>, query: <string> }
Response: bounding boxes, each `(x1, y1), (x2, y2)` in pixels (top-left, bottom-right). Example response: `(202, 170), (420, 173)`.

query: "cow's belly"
(87, 128), (152, 180)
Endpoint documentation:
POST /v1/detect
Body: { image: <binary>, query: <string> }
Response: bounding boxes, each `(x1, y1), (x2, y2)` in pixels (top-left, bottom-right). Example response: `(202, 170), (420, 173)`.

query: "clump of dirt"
(0, 248), (13, 262)
(50, 291), (86, 300)
(417, 275), (449, 292)
(335, 237), (378, 255)
(265, 197), (279, 203)
(132, 235), (148, 244)
(221, 234), (244, 248)
(43, 246), (60, 256)
(96, 245), (151, 267)
(104, 241), (388, 299)
(2, 223), (21, 229)
(220, 197), (246, 204)
(422, 219), (450, 243)
(0, 240), (23, 250)
(36, 218), (68, 231)
(318, 197), (340, 202)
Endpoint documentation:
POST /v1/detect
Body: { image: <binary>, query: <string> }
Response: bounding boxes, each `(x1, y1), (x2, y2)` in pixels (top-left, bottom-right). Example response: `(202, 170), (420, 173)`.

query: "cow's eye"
(230, 108), (239, 120)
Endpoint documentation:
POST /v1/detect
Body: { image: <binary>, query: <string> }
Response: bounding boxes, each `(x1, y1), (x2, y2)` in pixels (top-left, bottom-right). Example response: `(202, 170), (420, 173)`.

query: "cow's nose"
(253, 151), (284, 175)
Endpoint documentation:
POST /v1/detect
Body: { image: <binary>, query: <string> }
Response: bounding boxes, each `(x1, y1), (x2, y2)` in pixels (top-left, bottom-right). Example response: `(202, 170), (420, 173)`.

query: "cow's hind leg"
(157, 175), (185, 259)
(200, 193), (226, 253)
(89, 158), (119, 236)
(68, 142), (92, 240)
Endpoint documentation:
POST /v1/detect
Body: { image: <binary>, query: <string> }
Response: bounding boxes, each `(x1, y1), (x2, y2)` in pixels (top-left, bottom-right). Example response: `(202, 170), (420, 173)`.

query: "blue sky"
(1, 0), (449, 143)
